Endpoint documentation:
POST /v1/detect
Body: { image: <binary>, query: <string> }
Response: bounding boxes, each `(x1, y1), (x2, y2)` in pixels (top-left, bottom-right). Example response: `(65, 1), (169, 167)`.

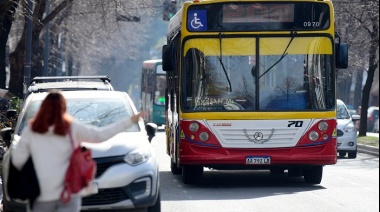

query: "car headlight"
(124, 147), (151, 166)
(344, 122), (356, 133)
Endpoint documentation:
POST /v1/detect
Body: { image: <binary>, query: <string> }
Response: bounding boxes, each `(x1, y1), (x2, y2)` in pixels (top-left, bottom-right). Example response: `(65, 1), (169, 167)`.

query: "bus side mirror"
(162, 45), (173, 71)
(335, 43), (348, 69)
(145, 123), (158, 143)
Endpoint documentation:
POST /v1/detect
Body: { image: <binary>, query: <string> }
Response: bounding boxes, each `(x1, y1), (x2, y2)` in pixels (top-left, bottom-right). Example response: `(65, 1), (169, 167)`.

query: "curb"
(357, 144), (379, 157)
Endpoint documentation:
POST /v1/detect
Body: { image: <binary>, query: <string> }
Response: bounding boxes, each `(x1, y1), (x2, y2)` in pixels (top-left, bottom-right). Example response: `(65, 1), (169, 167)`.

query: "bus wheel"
(303, 166), (323, 184)
(171, 160), (182, 175)
(182, 165), (203, 185)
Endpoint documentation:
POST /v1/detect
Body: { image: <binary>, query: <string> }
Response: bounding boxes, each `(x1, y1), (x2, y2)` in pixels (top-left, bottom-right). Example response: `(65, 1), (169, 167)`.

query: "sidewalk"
(358, 144), (379, 156)
(357, 132), (379, 157)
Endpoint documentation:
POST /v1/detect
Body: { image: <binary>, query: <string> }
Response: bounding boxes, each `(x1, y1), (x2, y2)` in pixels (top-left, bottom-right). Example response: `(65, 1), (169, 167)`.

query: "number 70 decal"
(288, 121), (304, 127)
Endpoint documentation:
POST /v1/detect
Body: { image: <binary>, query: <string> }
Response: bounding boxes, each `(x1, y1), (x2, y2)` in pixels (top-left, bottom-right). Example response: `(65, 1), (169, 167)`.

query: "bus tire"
(303, 166), (323, 184)
(171, 160), (182, 175)
(182, 165), (203, 185)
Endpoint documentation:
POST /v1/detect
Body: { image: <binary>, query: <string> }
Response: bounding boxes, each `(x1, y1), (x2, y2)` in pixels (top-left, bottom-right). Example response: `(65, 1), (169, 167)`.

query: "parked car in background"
(367, 106), (379, 132)
(1, 90), (160, 212)
(336, 99), (360, 158)
(374, 118), (379, 133)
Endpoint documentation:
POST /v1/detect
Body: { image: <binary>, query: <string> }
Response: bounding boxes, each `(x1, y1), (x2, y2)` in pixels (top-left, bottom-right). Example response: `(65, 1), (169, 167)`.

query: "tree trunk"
(0, 0), (19, 89)
(358, 33), (378, 136)
(8, 42), (26, 98)
(0, 39), (8, 89)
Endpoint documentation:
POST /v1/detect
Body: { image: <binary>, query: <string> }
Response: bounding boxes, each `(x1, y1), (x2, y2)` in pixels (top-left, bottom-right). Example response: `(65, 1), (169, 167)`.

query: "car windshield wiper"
(259, 31), (297, 79)
(218, 32), (232, 92)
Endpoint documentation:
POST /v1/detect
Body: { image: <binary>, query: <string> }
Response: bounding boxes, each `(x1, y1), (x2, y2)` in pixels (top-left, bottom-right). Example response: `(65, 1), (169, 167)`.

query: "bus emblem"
(243, 129), (275, 144)
(253, 132), (264, 141)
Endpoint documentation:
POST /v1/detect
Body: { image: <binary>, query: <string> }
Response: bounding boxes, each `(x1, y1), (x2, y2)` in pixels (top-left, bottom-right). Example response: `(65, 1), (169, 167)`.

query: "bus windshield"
(182, 36), (334, 112)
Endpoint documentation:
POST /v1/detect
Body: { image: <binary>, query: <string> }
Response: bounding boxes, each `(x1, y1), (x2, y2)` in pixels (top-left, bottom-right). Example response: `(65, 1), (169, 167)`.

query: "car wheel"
(339, 151), (346, 157)
(147, 193), (161, 212)
(348, 150), (357, 159)
(303, 166), (323, 184)
(182, 165), (203, 185)
(170, 161), (182, 175)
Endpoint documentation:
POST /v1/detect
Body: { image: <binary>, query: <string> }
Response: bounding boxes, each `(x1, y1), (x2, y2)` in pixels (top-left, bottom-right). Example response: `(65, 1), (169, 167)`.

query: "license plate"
(246, 156), (271, 165)
(81, 182), (98, 197)
(91, 182), (99, 194)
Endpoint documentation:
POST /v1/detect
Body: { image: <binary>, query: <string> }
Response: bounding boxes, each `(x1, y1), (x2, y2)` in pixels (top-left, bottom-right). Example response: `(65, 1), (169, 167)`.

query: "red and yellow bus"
(162, 0), (348, 185)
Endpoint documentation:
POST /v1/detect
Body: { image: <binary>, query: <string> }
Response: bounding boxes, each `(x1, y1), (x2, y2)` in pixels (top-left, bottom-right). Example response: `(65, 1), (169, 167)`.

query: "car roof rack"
(30, 76), (111, 84)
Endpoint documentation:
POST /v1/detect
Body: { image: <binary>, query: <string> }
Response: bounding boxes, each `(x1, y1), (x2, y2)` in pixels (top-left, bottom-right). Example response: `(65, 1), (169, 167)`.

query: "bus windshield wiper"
(218, 32), (232, 92)
(259, 31), (297, 79)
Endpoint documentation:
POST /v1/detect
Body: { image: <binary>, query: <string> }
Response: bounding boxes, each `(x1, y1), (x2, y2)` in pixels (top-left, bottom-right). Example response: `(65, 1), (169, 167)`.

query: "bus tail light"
(297, 119), (336, 147)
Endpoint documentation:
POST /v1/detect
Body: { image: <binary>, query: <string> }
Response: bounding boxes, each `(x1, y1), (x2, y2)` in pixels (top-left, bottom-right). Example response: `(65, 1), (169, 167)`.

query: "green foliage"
(10, 96), (20, 112)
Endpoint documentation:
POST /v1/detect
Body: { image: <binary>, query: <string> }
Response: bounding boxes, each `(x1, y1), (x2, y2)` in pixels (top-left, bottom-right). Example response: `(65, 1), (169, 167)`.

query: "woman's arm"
(72, 112), (144, 144)
(11, 127), (32, 170)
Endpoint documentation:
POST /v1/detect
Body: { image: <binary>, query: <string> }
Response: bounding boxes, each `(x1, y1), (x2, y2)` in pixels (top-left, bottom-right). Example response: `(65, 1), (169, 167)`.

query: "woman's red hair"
(30, 90), (72, 135)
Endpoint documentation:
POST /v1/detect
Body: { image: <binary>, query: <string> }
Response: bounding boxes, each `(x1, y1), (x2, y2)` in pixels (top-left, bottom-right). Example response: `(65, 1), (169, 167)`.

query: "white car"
(336, 99), (360, 159)
(1, 90), (160, 212)
(374, 118), (379, 133)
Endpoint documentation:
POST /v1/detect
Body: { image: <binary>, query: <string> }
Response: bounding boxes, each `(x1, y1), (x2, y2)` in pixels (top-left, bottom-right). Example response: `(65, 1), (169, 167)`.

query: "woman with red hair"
(11, 90), (144, 212)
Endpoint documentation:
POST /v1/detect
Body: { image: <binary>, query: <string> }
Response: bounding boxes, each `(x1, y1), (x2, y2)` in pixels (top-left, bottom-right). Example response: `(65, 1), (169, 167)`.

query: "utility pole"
(24, 0), (33, 100)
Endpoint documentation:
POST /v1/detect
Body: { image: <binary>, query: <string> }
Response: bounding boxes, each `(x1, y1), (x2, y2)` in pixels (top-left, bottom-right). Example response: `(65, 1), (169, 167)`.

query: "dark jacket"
(8, 156), (40, 209)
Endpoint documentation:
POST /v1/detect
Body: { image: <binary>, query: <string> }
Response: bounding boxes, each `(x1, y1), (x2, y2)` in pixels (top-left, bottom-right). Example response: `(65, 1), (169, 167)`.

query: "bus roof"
(142, 59), (162, 70)
(143, 59), (162, 64)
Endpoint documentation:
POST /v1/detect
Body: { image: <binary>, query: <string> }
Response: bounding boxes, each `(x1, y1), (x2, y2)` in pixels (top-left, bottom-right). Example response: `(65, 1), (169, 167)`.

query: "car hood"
(81, 132), (151, 158)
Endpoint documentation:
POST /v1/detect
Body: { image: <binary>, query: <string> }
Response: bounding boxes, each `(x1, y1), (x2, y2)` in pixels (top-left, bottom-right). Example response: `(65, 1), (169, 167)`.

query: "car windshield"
(17, 97), (139, 135)
(337, 102), (351, 119)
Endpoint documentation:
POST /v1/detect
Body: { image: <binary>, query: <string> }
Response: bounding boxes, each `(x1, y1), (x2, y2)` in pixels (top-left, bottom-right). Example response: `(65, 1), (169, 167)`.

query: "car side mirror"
(1, 127), (14, 148)
(6, 109), (17, 119)
(351, 114), (360, 121)
(145, 123), (158, 143)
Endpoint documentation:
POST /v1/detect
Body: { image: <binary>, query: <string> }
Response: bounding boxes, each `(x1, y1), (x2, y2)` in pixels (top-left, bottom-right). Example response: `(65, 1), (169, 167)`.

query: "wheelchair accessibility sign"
(187, 10), (207, 31)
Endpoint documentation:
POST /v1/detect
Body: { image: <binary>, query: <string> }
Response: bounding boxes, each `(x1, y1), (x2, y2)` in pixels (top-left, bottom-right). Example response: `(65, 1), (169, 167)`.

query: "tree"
(1, 0), (160, 98)
(334, 0), (379, 136)
(0, 0), (19, 90)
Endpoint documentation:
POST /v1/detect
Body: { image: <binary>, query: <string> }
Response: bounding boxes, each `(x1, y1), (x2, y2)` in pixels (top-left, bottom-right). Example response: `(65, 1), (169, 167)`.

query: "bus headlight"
(318, 121), (329, 131)
(189, 122), (200, 132)
(199, 132), (210, 142)
(308, 131), (319, 142)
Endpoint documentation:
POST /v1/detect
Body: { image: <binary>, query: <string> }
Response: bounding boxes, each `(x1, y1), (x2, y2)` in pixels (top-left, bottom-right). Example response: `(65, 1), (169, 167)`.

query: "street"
(151, 130), (379, 212)
(0, 130), (378, 212)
